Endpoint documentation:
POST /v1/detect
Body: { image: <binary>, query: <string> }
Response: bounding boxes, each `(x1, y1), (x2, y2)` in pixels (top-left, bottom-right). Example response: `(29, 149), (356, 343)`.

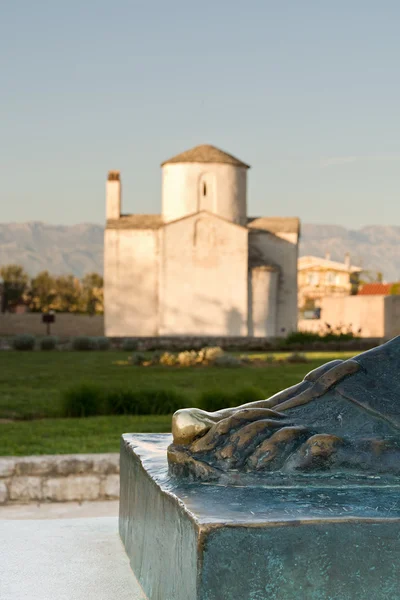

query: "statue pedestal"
(119, 434), (400, 600)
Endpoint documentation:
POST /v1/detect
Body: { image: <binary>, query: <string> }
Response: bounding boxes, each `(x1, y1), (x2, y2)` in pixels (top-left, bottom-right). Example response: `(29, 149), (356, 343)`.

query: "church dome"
(161, 144), (250, 169)
(161, 144), (249, 225)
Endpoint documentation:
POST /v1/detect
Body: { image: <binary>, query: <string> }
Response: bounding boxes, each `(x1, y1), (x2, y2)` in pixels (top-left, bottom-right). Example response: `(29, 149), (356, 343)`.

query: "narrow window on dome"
(203, 182), (207, 196)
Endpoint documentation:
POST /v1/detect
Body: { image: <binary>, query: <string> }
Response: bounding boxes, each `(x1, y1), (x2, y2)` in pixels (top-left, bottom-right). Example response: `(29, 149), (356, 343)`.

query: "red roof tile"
(358, 283), (393, 295)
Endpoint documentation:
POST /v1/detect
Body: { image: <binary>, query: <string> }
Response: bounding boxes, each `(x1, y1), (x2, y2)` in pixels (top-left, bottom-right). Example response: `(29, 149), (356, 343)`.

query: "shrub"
(198, 346), (224, 364)
(12, 334), (36, 351)
(39, 336), (58, 351)
(200, 386), (265, 412)
(264, 354), (276, 364)
(238, 354), (252, 365)
(212, 354), (242, 368)
(231, 386), (265, 405)
(62, 383), (187, 417)
(72, 336), (93, 351)
(177, 350), (199, 367)
(104, 388), (136, 414)
(285, 327), (357, 346)
(141, 388), (188, 415)
(128, 352), (147, 366)
(93, 337), (111, 351)
(122, 338), (138, 351)
(159, 352), (178, 366)
(62, 383), (105, 417)
(150, 349), (165, 365)
(199, 389), (236, 412)
(286, 352), (309, 364)
(105, 387), (188, 415)
(285, 331), (320, 345)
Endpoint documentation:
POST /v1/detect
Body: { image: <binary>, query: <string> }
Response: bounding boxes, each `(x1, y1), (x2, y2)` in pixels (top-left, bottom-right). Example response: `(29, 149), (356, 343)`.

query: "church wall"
(249, 231), (298, 337)
(248, 267), (279, 337)
(162, 163), (247, 226)
(159, 214), (248, 336)
(104, 228), (159, 336)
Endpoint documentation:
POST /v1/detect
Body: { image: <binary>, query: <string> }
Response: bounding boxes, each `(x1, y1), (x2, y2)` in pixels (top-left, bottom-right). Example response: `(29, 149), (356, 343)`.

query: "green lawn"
(0, 415), (171, 455)
(0, 350), (355, 455)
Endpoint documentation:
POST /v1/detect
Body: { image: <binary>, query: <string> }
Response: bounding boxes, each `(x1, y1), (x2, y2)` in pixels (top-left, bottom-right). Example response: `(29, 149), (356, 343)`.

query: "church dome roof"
(161, 144), (250, 169)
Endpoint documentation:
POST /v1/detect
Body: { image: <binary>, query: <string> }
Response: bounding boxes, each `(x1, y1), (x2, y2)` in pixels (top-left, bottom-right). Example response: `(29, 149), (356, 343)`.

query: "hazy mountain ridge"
(1, 222), (400, 281)
(0, 222), (104, 278)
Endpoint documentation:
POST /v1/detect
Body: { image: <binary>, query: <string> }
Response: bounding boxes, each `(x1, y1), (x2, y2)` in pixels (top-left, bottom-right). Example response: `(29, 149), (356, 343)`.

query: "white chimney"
(344, 252), (351, 269)
(106, 171), (121, 220)
(325, 252), (331, 260)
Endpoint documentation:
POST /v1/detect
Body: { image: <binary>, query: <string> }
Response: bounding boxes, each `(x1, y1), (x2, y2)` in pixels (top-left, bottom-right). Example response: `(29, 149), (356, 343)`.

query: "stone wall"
(0, 314), (104, 337)
(0, 312), (383, 351)
(104, 227), (160, 336)
(0, 454), (119, 505)
(384, 295), (400, 339)
(299, 295), (400, 340)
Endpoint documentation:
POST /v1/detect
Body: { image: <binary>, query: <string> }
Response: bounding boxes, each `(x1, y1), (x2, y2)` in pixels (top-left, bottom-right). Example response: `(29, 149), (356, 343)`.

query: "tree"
(28, 271), (57, 312)
(0, 266), (105, 314)
(53, 275), (82, 313)
(359, 270), (384, 285)
(0, 264), (29, 313)
(390, 283), (400, 295)
(81, 273), (104, 315)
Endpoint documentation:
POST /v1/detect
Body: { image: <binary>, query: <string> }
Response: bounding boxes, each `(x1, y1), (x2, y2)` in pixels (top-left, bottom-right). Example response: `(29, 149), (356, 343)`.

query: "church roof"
(107, 214), (301, 233)
(161, 144), (250, 169)
(107, 215), (162, 230)
(247, 217), (300, 235)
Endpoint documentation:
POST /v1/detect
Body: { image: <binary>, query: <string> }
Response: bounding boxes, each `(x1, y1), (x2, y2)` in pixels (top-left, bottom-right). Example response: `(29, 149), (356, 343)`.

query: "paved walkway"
(0, 500), (119, 520)
(0, 503), (147, 600)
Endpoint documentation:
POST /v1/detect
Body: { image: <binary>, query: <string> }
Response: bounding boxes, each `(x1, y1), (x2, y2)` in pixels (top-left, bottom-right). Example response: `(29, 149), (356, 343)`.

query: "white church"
(104, 144), (300, 338)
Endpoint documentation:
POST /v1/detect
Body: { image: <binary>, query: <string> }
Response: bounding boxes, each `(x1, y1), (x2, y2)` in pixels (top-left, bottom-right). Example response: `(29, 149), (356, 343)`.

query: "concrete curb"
(0, 453), (119, 505)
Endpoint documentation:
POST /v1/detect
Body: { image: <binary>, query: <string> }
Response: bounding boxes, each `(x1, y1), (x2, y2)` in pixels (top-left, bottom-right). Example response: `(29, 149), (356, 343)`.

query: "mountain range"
(0, 221), (399, 281)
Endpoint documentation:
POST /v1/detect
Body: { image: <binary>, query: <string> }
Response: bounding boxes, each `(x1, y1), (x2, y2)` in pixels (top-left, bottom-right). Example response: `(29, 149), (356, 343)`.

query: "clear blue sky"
(1, 1), (399, 228)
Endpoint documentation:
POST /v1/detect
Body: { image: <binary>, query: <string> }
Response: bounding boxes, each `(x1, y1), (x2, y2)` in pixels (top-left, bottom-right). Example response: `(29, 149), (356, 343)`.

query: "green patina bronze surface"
(119, 434), (400, 600)
(168, 337), (400, 482)
(120, 338), (400, 599)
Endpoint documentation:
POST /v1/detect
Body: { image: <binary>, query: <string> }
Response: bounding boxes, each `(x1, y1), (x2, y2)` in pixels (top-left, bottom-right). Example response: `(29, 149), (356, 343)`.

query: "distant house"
(298, 253), (362, 318)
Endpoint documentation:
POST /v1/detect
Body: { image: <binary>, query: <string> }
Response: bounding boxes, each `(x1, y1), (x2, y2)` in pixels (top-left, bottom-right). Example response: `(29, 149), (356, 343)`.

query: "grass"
(238, 351), (357, 361)
(0, 351), (355, 420)
(0, 415), (171, 455)
(0, 350), (356, 455)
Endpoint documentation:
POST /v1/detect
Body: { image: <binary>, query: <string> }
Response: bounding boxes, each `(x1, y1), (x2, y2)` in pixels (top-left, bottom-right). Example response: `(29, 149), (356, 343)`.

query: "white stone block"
(0, 481), (8, 503)
(100, 474), (120, 499)
(0, 458), (15, 478)
(43, 476), (100, 502)
(14, 457), (54, 476)
(9, 476), (42, 501)
(53, 456), (93, 476)
(92, 454), (119, 475)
